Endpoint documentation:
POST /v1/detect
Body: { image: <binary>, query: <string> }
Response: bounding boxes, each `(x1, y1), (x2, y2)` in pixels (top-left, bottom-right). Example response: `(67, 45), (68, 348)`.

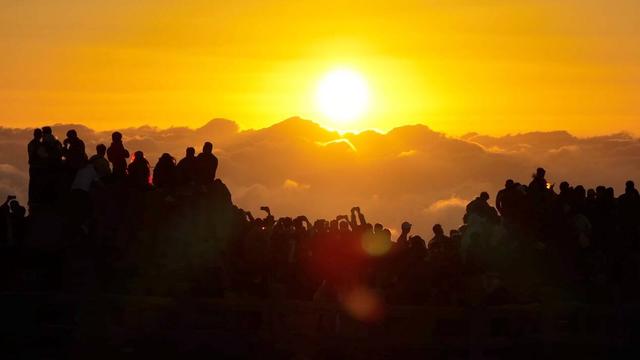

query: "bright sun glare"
(315, 69), (370, 124)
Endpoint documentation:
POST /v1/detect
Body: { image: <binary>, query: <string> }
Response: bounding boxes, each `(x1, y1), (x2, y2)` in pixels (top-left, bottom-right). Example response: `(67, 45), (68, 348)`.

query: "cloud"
(426, 196), (468, 213)
(2, 118), (640, 236)
(318, 138), (357, 152)
(398, 150), (417, 158)
(282, 179), (310, 191)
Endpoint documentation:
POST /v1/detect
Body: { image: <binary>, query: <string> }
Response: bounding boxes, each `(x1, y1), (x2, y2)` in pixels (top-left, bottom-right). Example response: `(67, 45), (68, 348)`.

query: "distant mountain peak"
(263, 116), (338, 141)
(197, 118), (239, 135)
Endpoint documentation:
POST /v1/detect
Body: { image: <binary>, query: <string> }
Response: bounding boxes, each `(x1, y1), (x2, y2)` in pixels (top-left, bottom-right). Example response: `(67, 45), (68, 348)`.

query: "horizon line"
(0, 116), (636, 140)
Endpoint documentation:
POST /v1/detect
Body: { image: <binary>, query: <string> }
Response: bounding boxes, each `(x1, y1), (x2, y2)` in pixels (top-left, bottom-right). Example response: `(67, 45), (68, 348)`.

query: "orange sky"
(1, 0), (639, 135)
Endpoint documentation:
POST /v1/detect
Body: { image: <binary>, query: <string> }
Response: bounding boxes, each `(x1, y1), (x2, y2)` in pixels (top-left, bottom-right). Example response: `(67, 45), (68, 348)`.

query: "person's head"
(314, 219), (327, 231)
(186, 147), (196, 157)
(560, 181), (570, 193)
(606, 187), (614, 198)
(480, 192), (490, 201)
(536, 167), (546, 178)
(374, 223), (384, 233)
(112, 131), (122, 142)
(96, 144), (106, 156)
(364, 222), (374, 234)
(293, 217), (304, 229)
(330, 219), (339, 232)
(66, 129), (77, 139)
(382, 229), (392, 242)
(433, 224), (444, 236)
(339, 220), (350, 232)
(401, 221), (412, 233)
(203, 141), (213, 154)
(587, 188), (596, 199)
(33, 128), (42, 140)
(505, 179), (514, 188)
(134, 150), (144, 160)
(410, 235), (426, 249)
(626, 180), (635, 191)
(160, 153), (174, 163)
(42, 126), (52, 135)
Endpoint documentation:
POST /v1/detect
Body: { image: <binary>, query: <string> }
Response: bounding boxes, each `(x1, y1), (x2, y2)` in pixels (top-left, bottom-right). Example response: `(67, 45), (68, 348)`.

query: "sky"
(1, 0), (639, 135)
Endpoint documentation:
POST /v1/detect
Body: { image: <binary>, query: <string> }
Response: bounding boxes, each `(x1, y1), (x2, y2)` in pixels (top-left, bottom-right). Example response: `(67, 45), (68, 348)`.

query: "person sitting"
(465, 192), (498, 223)
(195, 142), (219, 186)
(176, 147), (198, 185)
(127, 151), (151, 190)
(107, 131), (130, 178)
(89, 144), (111, 179)
(153, 153), (177, 189)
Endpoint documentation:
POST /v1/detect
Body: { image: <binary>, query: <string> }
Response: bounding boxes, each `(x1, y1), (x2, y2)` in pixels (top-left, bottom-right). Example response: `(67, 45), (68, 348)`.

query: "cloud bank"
(2, 118), (640, 235)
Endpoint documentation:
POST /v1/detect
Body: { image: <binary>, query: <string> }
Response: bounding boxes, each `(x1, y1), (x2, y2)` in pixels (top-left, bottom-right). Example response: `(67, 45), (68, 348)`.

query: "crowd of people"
(2, 127), (640, 310)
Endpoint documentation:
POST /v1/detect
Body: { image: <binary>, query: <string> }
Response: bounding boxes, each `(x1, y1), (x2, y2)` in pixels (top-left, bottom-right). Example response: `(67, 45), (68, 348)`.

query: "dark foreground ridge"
(3, 127), (640, 357)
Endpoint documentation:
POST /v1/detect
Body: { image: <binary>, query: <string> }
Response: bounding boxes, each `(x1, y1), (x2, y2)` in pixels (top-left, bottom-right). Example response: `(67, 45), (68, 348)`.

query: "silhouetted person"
(70, 160), (101, 232)
(428, 224), (450, 252)
(89, 144), (111, 179)
(107, 131), (129, 178)
(62, 129), (87, 171)
(618, 180), (640, 247)
(465, 192), (497, 223)
(40, 126), (63, 203)
(529, 167), (549, 194)
(127, 151), (151, 190)
(396, 221), (412, 250)
(0, 196), (26, 246)
(27, 128), (45, 206)
(195, 142), (218, 186)
(176, 147), (198, 185)
(496, 179), (514, 216)
(41, 126), (62, 169)
(27, 128), (44, 166)
(153, 153), (177, 189)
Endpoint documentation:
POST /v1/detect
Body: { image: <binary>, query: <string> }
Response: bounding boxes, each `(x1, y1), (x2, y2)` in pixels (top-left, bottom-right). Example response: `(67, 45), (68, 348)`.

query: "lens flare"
(361, 233), (392, 257)
(341, 286), (384, 323)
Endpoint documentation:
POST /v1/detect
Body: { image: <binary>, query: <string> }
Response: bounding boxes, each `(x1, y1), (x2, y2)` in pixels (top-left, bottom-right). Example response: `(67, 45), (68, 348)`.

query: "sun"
(315, 69), (370, 124)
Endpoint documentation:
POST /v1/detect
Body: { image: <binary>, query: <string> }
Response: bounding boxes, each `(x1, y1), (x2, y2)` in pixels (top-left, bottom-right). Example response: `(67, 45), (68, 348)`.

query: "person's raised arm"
(356, 206), (366, 226)
(350, 207), (358, 228)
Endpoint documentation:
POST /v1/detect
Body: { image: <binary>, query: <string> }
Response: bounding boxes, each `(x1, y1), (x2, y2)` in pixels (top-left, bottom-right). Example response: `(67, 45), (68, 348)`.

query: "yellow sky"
(1, 0), (639, 135)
